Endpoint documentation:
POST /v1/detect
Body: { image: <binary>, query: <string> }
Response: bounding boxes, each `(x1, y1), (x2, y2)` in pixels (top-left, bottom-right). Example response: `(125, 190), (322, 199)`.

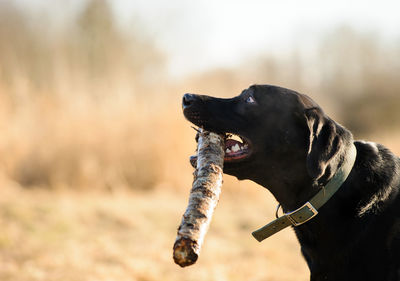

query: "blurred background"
(0, 0), (399, 280)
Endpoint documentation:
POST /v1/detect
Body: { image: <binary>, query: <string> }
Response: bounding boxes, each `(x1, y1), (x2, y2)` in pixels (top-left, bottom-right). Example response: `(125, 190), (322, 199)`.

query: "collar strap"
(252, 144), (357, 242)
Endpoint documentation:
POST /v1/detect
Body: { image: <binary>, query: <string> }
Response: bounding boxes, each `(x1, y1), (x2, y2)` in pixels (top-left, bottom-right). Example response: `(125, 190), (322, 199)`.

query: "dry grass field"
(0, 180), (311, 281)
(0, 92), (314, 281)
(0, 132), (399, 281)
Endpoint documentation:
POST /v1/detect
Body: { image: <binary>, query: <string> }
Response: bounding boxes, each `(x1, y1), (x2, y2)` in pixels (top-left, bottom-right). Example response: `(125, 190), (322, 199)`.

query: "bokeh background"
(0, 0), (399, 280)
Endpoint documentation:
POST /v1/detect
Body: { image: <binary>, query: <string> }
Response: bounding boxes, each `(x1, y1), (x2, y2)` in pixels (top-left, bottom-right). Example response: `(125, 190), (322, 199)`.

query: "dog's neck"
(250, 157), (318, 212)
(253, 142), (355, 213)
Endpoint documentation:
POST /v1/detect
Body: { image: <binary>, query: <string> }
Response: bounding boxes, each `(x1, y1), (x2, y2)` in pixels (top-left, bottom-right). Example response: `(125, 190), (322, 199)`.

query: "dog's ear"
(305, 107), (353, 185)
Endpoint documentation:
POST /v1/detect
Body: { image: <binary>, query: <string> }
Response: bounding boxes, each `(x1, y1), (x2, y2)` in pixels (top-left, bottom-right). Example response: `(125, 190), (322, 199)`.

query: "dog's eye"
(246, 96), (256, 104)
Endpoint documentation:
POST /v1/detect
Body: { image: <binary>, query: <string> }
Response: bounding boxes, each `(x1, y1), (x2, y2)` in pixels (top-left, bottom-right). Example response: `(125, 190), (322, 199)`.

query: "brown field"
(0, 90), (313, 281)
(0, 180), (311, 281)
(0, 128), (399, 281)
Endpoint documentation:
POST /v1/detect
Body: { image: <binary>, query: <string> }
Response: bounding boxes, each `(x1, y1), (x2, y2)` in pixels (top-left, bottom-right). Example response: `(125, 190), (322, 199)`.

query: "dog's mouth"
(190, 132), (252, 167)
(224, 133), (251, 161)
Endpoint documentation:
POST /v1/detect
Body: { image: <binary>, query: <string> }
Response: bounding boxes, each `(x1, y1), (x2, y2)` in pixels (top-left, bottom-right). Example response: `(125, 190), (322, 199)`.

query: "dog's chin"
(183, 109), (208, 129)
(189, 132), (253, 168)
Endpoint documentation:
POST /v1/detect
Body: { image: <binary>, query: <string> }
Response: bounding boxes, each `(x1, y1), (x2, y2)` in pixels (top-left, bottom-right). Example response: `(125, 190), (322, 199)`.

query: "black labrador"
(182, 85), (400, 281)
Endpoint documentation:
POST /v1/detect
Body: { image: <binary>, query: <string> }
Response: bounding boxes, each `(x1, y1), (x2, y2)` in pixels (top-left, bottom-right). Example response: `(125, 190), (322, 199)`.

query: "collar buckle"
(286, 202), (318, 226)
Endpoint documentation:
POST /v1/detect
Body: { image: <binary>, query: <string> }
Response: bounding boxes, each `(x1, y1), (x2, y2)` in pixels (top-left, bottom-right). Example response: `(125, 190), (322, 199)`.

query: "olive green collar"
(252, 144), (357, 242)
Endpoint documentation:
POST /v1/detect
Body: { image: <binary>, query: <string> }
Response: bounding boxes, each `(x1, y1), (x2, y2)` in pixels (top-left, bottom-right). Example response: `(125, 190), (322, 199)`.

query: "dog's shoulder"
(353, 140), (400, 217)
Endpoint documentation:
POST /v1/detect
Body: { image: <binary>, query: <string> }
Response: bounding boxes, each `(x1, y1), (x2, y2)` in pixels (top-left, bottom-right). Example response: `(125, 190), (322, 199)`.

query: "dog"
(182, 84), (400, 281)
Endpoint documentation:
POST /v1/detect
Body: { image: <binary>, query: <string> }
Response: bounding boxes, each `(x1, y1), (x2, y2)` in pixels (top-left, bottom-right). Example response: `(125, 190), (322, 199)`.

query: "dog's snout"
(182, 93), (197, 109)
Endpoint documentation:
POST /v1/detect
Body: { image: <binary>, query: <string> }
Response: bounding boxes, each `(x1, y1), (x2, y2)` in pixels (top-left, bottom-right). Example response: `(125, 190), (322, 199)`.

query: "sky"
(112, 0), (400, 76)
(13, 0), (400, 77)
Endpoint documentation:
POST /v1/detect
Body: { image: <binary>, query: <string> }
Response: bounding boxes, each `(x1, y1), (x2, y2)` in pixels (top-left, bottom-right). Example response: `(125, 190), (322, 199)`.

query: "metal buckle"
(286, 202), (318, 226)
(275, 203), (282, 219)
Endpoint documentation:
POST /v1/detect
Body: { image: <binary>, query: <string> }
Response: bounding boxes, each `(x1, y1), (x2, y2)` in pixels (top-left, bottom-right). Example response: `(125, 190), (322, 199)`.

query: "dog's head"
(183, 85), (353, 207)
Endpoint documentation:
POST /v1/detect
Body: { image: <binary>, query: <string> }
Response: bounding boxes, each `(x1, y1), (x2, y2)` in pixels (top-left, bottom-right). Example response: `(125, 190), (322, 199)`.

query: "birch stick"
(173, 129), (225, 267)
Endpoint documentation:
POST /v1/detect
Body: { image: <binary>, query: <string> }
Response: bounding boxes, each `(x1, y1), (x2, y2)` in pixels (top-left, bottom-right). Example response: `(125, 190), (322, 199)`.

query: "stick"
(173, 129), (225, 267)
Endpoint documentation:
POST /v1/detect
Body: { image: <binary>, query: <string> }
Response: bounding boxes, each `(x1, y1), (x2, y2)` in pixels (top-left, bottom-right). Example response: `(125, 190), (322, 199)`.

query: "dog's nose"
(182, 93), (196, 109)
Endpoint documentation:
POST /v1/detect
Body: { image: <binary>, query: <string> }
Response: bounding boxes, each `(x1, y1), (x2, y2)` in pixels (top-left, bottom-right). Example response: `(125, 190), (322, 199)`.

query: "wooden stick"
(173, 129), (225, 267)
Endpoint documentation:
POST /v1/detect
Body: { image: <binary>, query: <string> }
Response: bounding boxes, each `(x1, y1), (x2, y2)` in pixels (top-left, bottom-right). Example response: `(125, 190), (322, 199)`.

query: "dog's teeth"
(240, 146), (244, 150)
(232, 144), (240, 152)
(226, 148), (231, 153)
(244, 144), (248, 149)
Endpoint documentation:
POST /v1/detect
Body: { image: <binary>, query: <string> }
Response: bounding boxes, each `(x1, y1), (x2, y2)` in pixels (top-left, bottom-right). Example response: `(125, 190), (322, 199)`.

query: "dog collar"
(252, 144), (357, 242)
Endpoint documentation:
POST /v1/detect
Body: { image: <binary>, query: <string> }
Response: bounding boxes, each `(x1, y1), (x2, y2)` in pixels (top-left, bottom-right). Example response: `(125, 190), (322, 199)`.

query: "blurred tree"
(0, 0), (165, 101)
(71, 0), (165, 97)
(0, 1), (52, 101)
(342, 94), (400, 136)
(75, 0), (123, 78)
(319, 26), (400, 135)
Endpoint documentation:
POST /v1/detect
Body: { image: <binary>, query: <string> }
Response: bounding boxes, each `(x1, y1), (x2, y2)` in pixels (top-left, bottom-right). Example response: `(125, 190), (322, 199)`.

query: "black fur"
(182, 84), (400, 281)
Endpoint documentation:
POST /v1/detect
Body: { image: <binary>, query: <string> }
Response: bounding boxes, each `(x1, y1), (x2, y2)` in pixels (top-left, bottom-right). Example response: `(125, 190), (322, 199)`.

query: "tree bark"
(173, 129), (225, 267)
